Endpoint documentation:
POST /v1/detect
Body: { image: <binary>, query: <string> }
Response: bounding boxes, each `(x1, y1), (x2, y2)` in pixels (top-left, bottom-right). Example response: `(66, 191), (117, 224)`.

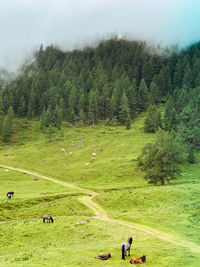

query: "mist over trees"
(0, 38), (200, 150)
(0, 39), (166, 126)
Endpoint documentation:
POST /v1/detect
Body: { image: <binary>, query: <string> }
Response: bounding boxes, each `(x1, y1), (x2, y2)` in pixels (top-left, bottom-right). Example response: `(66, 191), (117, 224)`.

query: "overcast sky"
(1, 0), (200, 71)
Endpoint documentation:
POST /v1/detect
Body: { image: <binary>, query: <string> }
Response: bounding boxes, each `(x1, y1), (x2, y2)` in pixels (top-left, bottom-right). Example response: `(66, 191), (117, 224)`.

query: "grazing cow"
(61, 148), (66, 152)
(121, 237), (133, 260)
(43, 215), (54, 223)
(95, 253), (111, 260)
(90, 157), (96, 163)
(92, 152), (96, 156)
(7, 191), (14, 199)
(130, 255), (146, 264)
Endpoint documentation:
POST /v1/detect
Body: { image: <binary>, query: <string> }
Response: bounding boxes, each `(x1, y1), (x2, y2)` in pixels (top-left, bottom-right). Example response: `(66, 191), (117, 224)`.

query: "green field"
(0, 116), (200, 266)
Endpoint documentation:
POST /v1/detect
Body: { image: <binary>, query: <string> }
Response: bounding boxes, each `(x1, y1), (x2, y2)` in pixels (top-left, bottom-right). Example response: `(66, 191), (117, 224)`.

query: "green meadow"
(0, 116), (200, 266)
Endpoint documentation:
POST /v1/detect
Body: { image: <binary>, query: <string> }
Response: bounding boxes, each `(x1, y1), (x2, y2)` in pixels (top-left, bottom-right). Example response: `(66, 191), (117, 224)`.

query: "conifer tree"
(18, 95), (26, 116)
(119, 91), (130, 125)
(138, 79), (151, 111)
(144, 104), (162, 132)
(126, 84), (137, 118)
(110, 81), (121, 118)
(157, 68), (166, 95)
(138, 130), (182, 185)
(68, 85), (77, 123)
(43, 106), (52, 127)
(168, 108), (177, 131)
(173, 59), (184, 88)
(101, 84), (111, 120)
(27, 89), (36, 118)
(88, 88), (99, 126)
(176, 89), (188, 113)
(149, 81), (160, 104)
(183, 63), (193, 88)
(7, 106), (14, 121)
(133, 67), (140, 86)
(179, 105), (193, 126)
(164, 96), (175, 130)
(78, 91), (87, 123)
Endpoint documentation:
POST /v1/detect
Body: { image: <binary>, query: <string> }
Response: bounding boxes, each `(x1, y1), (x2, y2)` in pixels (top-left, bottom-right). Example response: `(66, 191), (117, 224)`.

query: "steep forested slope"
(1, 39), (200, 147)
(0, 39), (166, 124)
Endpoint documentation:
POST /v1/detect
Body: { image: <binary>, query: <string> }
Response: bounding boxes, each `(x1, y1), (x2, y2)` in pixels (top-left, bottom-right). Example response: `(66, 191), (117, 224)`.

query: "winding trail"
(1, 163), (200, 254)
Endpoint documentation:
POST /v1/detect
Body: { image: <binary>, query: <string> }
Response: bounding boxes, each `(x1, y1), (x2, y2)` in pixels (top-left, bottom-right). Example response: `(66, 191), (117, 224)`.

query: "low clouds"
(0, 0), (200, 71)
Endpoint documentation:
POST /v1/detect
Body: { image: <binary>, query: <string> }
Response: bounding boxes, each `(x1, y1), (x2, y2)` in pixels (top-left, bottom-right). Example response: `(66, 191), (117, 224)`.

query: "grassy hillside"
(0, 116), (154, 189)
(0, 115), (200, 266)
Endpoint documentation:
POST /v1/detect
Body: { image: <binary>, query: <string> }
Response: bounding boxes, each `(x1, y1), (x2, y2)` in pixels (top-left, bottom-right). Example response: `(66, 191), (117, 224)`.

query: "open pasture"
(0, 168), (90, 221)
(1, 216), (199, 267)
(0, 117), (200, 266)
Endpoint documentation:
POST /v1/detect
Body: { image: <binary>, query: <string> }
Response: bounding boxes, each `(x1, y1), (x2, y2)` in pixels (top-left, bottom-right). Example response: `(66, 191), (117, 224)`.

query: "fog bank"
(0, 0), (200, 71)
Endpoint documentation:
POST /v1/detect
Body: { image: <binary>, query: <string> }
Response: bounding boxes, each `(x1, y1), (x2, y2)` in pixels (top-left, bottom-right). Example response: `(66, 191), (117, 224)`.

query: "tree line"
(0, 38), (168, 127)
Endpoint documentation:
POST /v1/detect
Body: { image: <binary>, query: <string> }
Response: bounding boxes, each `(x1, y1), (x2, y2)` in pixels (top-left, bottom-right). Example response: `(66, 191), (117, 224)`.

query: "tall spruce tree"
(18, 95), (26, 116)
(27, 89), (36, 118)
(119, 91), (130, 125)
(137, 79), (151, 112)
(144, 104), (162, 132)
(164, 96), (175, 130)
(168, 108), (177, 131)
(88, 88), (99, 126)
(149, 81), (160, 104)
(110, 81), (121, 118)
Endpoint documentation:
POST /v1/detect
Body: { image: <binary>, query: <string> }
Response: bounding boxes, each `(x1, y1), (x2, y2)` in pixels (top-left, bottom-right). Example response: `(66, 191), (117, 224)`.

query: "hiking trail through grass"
(1, 163), (200, 254)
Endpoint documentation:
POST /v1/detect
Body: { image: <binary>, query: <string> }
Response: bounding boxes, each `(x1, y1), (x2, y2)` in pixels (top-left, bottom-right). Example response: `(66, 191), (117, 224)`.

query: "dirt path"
(0, 164), (96, 196)
(79, 196), (200, 253)
(1, 164), (200, 253)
